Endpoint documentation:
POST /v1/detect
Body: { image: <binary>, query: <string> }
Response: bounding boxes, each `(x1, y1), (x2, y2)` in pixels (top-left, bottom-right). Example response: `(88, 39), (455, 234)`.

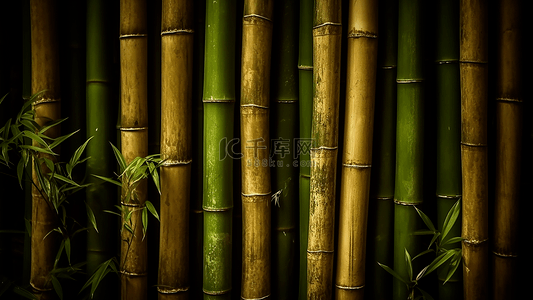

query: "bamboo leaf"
(50, 275), (63, 300)
(142, 207), (148, 240)
(417, 287), (434, 300)
(416, 265), (429, 281)
(38, 117), (68, 135)
(22, 130), (50, 148)
(441, 236), (463, 248)
(377, 262), (408, 284)
(52, 173), (80, 187)
(414, 206), (435, 232)
(425, 250), (455, 276)
(20, 144), (57, 155)
(86, 203), (98, 233)
(441, 198), (461, 243)
(103, 210), (121, 217)
(48, 130), (78, 150)
(17, 156), (25, 188)
(109, 142), (126, 172)
(443, 250), (462, 284)
(12, 286), (38, 299)
(413, 248), (434, 261)
(65, 237), (71, 264)
(145, 201), (159, 221)
(405, 248), (413, 281)
(68, 136), (93, 177)
(92, 174), (122, 187)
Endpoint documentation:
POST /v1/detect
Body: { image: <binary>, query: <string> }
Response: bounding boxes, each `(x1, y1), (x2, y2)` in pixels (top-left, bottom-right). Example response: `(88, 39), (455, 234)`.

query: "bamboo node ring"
(496, 97), (522, 103)
(241, 294), (270, 300)
(343, 163), (371, 169)
(157, 286), (190, 294)
(243, 14), (272, 22)
(335, 284), (365, 290)
(161, 29), (194, 36)
(492, 251), (518, 258)
(119, 33), (147, 39)
(393, 199), (421, 206)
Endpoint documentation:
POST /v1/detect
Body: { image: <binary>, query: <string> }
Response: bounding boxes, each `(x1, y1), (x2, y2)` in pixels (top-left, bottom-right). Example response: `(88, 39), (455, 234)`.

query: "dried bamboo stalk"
(493, 0), (522, 299)
(460, 0), (489, 299)
(307, 1), (342, 299)
(158, 0), (194, 299)
(119, 0), (148, 298)
(30, 0), (61, 298)
(335, 0), (378, 299)
(240, 1), (274, 299)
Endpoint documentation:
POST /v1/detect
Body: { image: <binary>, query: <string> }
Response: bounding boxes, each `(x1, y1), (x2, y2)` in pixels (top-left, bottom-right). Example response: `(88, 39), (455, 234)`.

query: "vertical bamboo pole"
(335, 0), (377, 299)
(86, 0), (118, 298)
(240, 1), (273, 299)
(367, 0), (397, 298)
(493, 0), (522, 299)
(297, 0), (313, 298)
(393, 0), (424, 298)
(30, 0), (61, 298)
(460, 0), (489, 299)
(202, 0), (236, 299)
(306, 1), (342, 299)
(158, 0), (193, 299)
(270, 1), (299, 299)
(119, 0), (148, 298)
(435, 0), (462, 298)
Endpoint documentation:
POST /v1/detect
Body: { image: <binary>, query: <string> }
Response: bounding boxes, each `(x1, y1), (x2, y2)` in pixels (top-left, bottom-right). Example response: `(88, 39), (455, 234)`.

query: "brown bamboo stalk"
(30, 0), (61, 298)
(460, 0), (489, 299)
(240, 1), (274, 299)
(307, 1), (342, 299)
(335, 0), (378, 299)
(158, 0), (193, 299)
(493, 0), (522, 299)
(119, 0), (149, 298)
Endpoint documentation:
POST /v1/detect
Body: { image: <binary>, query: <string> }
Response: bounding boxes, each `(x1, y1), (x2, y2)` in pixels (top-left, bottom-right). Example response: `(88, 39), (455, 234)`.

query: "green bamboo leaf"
(414, 206), (435, 232)
(20, 119), (38, 132)
(92, 174), (122, 187)
(441, 198), (461, 243)
(22, 130), (50, 148)
(48, 130), (78, 150)
(110, 142), (126, 172)
(0, 93), (7, 105)
(417, 287), (434, 300)
(42, 157), (55, 173)
(17, 156), (25, 187)
(443, 250), (462, 285)
(377, 262), (408, 284)
(2, 118), (11, 140)
(428, 232), (441, 249)
(68, 136), (93, 177)
(103, 210), (121, 217)
(54, 237), (65, 267)
(124, 223), (133, 234)
(149, 165), (161, 194)
(86, 203), (98, 233)
(12, 286), (37, 300)
(81, 257), (117, 298)
(425, 250), (455, 276)
(38, 117), (68, 135)
(20, 144), (57, 155)
(52, 173), (80, 187)
(413, 248), (434, 261)
(145, 201), (159, 221)
(142, 206), (148, 239)
(65, 237), (71, 264)
(405, 248), (413, 281)
(416, 265), (429, 281)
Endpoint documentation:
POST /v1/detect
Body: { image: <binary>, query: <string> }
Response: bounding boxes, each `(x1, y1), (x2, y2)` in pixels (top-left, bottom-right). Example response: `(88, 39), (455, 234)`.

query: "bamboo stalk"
(202, 0), (236, 299)
(306, 1), (342, 298)
(119, 0), (148, 298)
(493, 0), (522, 299)
(335, 0), (378, 299)
(158, 0), (193, 299)
(366, 0), (397, 298)
(240, 1), (274, 299)
(459, 0), (489, 299)
(393, 0), (424, 298)
(270, 1), (299, 299)
(297, 0), (313, 298)
(86, 0), (117, 298)
(30, 0), (61, 297)
(435, 0), (462, 298)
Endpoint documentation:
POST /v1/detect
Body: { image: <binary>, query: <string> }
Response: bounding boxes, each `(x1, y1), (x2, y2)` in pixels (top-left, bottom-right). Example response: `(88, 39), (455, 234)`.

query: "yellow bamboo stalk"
(119, 0), (148, 298)
(335, 0), (378, 299)
(307, 1), (342, 299)
(493, 0), (522, 299)
(30, 0), (61, 297)
(460, 0), (489, 299)
(240, 1), (274, 299)
(158, 0), (193, 299)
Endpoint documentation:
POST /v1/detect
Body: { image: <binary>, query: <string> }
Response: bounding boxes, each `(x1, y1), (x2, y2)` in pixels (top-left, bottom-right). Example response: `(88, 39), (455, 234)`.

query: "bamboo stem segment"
(335, 0), (378, 299)
(493, 0), (522, 299)
(307, 1), (342, 299)
(460, 0), (489, 299)
(158, 0), (194, 299)
(30, 0), (61, 297)
(119, 0), (148, 298)
(240, 1), (274, 299)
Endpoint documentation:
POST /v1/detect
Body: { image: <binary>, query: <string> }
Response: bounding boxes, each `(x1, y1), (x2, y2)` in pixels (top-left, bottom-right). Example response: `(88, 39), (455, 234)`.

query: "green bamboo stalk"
(393, 0), (424, 298)
(367, 0), (397, 299)
(306, 1), (342, 298)
(493, 0), (522, 299)
(270, 1), (299, 299)
(191, 0), (205, 298)
(297, 0), (313, 298)
(435, 0), (462, 298)
(119, 0), (148, 298)
(86, 0), (117, 298)
(30, 0), (62, 298)
(335, 0), (378, 299)
(158, 0), (193, 299)
(202, 0), (236, 299)
(459, 1), (489, 299)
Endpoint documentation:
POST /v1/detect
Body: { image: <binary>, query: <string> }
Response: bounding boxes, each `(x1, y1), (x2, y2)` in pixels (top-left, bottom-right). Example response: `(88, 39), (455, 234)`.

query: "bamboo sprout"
(460, 0), (489, 299)
(297, 0), (313, 298)
(366, 0), (397, 298)
(306, 1), (342, 298)
(393, 0), (424, 298)
(270, 1), (299, 299)
(335, 0), (378, 299)
(158, 0), (193, 299)
(435, 0), (462, 298)
(493, 0), (522, 299)
(240, 1), (274, 298)
(202, 0), (236, 299)
(86, 0), (117, 298)
(119, 0), (148, 298)
(30, 0), (61, 297)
